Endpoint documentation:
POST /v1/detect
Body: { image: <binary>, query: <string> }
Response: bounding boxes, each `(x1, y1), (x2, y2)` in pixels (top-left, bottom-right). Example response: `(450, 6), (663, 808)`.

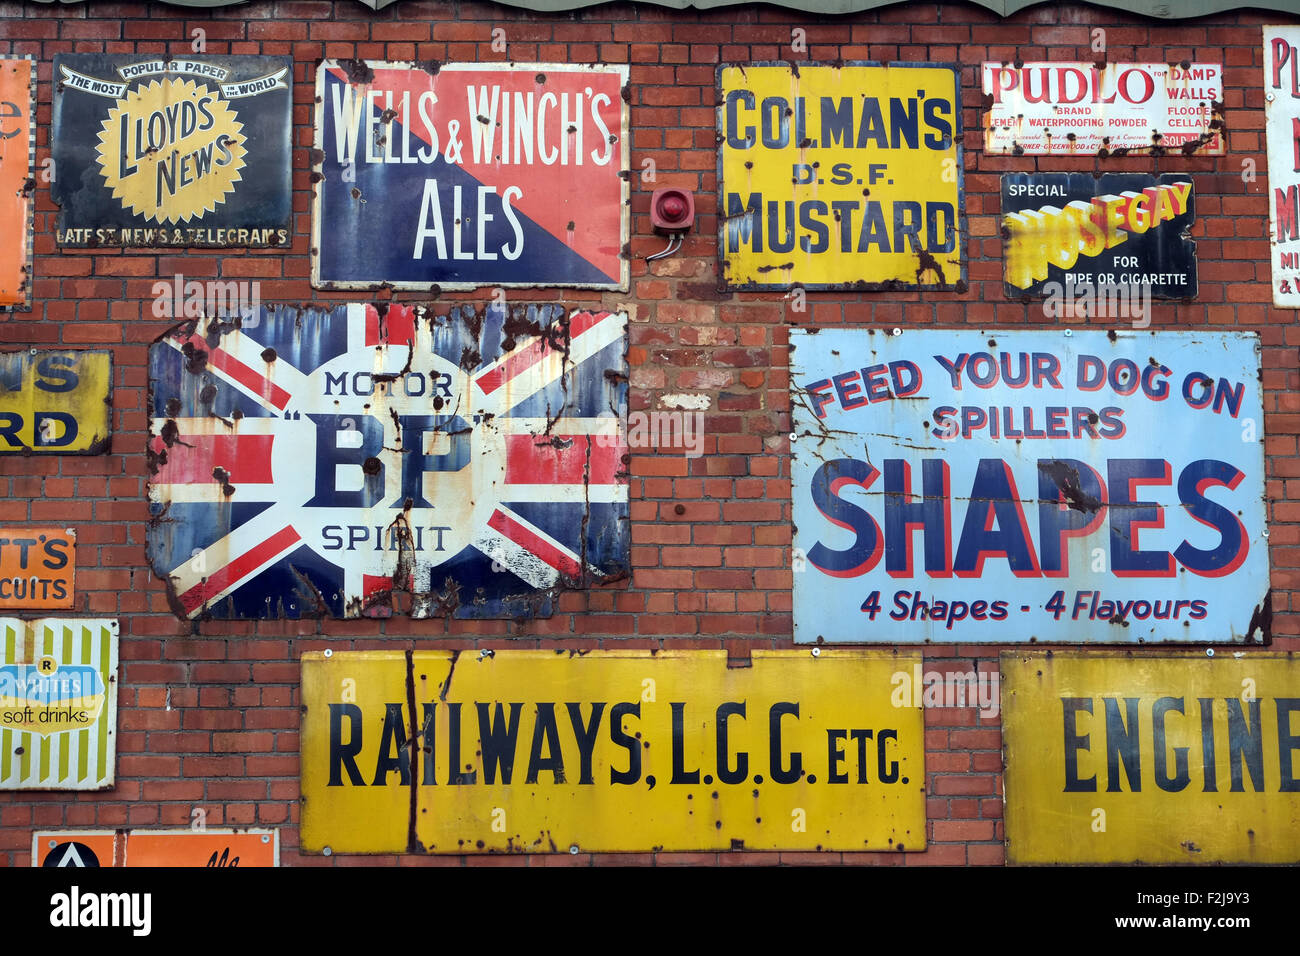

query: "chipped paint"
(146, 302), (629, 620)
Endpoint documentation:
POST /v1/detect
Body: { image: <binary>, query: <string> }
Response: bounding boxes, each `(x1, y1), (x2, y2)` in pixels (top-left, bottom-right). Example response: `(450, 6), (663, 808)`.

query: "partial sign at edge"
(0, 349), (113, 455)
(1002, 652), (1300, 864)
(1266, 27), (1300, 308)
(0, 56), (35, 310)
(33, 828), (279, 866)
(0, 527), (74, 610)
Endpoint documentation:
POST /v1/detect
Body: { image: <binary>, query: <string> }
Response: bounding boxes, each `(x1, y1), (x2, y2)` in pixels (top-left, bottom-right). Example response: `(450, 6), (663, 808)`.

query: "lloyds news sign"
(51, 54), (292, 247)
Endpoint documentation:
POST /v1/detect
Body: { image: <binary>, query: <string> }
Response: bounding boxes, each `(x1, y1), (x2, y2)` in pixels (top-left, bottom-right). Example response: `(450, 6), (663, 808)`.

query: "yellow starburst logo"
(95, 77), (247, 225)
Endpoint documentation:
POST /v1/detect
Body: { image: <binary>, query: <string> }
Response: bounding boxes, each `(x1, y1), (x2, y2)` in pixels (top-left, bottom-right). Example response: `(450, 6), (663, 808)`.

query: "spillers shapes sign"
(147, 303), (629, 620)
(52, 55), (292, 247)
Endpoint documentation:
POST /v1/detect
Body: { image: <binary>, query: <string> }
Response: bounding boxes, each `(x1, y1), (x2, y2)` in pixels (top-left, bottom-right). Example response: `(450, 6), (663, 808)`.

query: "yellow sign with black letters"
(301, 649), (925, 854)
(717, 62), (964, 290)
(0, 350), (111, 455)
(1002, 652), (1300, 864)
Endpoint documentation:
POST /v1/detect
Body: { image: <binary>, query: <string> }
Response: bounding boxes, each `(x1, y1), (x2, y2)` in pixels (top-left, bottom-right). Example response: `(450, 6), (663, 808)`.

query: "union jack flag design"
(147, 303), (629, 619)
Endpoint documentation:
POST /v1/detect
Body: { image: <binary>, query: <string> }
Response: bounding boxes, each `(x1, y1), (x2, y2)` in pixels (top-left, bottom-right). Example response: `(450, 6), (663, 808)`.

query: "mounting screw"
(788, 432), (797, 442)
(479, 648), (495, 659)
(322, 846), (333, 856)
(323, 649), (333, 658)
(811, 647), (821, 657)
(261, 834), (270, 843)
(1206, 648), (1215, 657)
(1063, 329), (1072, 337)
(568, 844), (580, 855)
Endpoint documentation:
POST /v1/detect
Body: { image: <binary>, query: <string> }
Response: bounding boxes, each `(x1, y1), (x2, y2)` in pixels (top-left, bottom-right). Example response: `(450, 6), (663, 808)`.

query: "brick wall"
(0, 0), (1294, 867)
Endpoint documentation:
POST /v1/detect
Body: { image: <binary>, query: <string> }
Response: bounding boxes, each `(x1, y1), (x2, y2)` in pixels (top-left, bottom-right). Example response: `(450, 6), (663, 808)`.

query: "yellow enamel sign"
(1002, 652), (1300, 864)
(0, 349), (112, 455)
(718, 62), (963, 290)
(301, 650), (925, 854)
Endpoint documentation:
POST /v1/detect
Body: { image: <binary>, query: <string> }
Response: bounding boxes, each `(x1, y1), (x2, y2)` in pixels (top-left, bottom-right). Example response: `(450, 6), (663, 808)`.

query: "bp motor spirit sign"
(790, 328), (1267, 644)
(312, 62), (629, 290)
(147, 302), (629, 620)
(51, 55), (292, 247)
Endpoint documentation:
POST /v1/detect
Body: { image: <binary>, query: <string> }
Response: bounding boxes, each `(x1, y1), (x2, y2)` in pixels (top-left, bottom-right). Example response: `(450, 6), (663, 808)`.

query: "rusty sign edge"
(0, 55), (35, 312)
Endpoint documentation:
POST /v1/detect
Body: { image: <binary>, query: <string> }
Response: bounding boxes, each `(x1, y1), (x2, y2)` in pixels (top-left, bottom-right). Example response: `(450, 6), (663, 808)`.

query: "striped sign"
(0, 618), (118, 790)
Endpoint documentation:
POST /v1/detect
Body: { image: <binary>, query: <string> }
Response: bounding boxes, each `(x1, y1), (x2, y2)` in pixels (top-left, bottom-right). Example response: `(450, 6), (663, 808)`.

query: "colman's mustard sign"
(51, 55), (292, 247)
(300, 649), (925, 854)
(1002, 652), (1300, 864)
(718, 62), (964, 290)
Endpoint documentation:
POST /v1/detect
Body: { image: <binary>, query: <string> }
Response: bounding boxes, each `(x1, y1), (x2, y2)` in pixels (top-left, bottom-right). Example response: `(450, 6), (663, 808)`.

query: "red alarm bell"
(650, 187), (695, 232)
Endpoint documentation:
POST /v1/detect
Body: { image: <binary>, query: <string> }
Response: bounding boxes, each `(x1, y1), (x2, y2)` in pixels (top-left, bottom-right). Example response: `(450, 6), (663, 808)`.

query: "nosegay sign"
(790, 329), (1267, 643)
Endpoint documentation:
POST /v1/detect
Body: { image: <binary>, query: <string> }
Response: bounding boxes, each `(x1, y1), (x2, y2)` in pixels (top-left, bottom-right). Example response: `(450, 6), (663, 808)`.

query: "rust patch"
(338, 59), (375, 85)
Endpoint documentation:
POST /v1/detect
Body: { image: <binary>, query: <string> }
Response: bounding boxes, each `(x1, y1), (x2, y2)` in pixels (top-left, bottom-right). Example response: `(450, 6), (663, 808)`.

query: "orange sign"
(0, 57), (34, 310)
(33, 829), (279, 867)
(0, 527), (74, 610)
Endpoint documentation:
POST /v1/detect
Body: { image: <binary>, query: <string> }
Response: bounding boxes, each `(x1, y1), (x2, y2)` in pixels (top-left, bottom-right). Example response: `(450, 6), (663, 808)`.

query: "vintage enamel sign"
(0, 527), (74, 610)
(34, 829), (278, 866)
(717, 62), (964, 291)
(790, 329), (1267, 644)
(0, 56), (34, 309)
(982, 62), (1224, 155)
(300, 649), (926, 854)
(1266, 27), (1300, 308)
(1001, 173), (1196, 299)
(51, 54), (292, 247)
(0, 618), (118, 790)
(312, 61), (629, 290)
(147, 303), (629, 619)
(0, 349), (112, 455)
(1002, 652), (1300, 864)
